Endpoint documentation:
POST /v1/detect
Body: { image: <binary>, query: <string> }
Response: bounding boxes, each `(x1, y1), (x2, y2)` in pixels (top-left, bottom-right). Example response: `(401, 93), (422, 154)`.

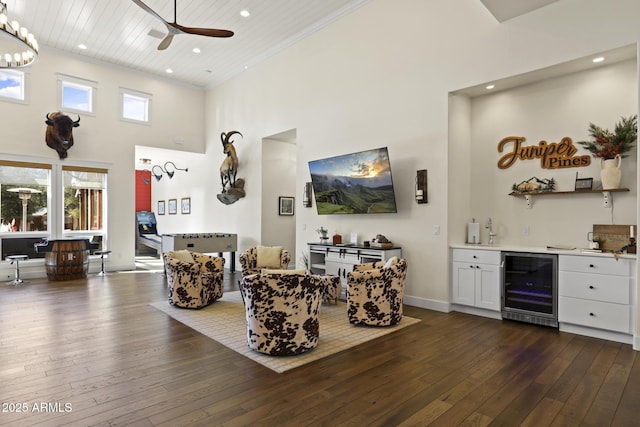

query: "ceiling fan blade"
(133, 0), (235, 50)
(131, 0), (169, 25)
(173, 23), (234, 38)
(157, 34), (175, 50)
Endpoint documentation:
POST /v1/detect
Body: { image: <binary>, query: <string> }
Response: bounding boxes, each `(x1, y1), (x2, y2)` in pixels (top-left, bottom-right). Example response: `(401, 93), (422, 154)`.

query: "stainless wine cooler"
(501, 252), (558, 327)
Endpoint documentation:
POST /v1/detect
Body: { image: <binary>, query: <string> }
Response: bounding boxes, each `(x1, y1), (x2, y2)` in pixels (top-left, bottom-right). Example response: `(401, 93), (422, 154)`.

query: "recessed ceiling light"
(240, 10), (250, 17)
(244, 65), (248, 70)
(592, 56), (605, 63)
(486, 84), (495, 90)
(165, 68), (173, 74)
(78, 44), (87, 50)
(192, 47), (200, 54)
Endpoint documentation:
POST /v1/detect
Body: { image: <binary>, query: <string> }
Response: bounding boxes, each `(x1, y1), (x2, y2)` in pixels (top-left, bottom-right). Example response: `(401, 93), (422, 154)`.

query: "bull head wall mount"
(45, 111), (80, 159)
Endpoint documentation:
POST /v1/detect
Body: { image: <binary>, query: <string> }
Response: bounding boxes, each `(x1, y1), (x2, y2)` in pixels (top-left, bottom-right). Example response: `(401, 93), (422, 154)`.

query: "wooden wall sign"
(497, 136), (591, 169)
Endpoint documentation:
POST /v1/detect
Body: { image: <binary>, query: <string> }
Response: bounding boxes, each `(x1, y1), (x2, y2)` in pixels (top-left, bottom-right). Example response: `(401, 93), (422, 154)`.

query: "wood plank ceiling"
(4, 0), (560, 88)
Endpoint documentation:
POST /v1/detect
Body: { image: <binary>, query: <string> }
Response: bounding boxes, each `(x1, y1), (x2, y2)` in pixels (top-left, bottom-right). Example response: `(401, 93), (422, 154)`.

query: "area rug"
(150, 291), (420, 373)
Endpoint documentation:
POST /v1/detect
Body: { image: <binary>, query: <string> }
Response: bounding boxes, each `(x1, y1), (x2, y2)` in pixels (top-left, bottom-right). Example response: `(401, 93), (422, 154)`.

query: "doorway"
(261, 129), (297, 265)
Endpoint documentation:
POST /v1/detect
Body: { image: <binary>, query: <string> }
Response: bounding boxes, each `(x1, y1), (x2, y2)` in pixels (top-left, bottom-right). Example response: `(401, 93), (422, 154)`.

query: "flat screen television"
(308, 147), (398, 214)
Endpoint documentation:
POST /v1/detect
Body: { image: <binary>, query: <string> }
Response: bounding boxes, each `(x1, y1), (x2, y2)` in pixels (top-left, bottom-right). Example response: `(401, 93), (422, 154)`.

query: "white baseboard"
(403, 295), (450, 313)
(450, 304), (503, 320)
(0, 260), (138, 281)
(559, 323), (633, 346)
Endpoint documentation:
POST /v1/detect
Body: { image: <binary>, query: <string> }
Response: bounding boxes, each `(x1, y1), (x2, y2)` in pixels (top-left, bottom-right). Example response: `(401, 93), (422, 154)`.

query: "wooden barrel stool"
(44, 240), (89, 281)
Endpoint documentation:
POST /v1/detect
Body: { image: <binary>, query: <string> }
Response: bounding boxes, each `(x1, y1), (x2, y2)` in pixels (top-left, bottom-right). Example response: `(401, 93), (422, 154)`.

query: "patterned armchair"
(164, 250), (225, 309)
(239, 245), (291, 277)
(346, 258), (408, 326)
(240, 273), (340, 355)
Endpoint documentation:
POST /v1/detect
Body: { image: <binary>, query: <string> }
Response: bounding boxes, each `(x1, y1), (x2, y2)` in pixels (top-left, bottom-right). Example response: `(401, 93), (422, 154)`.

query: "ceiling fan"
(132, 0), (234, 50)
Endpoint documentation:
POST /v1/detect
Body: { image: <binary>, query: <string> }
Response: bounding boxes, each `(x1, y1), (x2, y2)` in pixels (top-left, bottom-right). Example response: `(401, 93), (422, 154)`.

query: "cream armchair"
(346, 258), (408, 326)
(164, 250), (225, 309)
(239, 245), (291, 277)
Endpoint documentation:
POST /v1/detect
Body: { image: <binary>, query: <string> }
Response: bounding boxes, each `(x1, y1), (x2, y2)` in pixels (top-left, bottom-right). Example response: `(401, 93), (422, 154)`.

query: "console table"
(307, 243), (402, 299)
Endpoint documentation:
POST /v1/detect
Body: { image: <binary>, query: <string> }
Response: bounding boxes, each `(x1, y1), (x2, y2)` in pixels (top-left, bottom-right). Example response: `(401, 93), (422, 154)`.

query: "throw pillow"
(256, 245), (284, 268)
(171, 250), (195, 264)
(383, 256), (399, 269)
(261, 268), (307, 275)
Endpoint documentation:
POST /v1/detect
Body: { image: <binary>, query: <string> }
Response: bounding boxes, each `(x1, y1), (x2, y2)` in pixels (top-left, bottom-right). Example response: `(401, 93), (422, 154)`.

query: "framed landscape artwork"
(279, 196), (294, 216)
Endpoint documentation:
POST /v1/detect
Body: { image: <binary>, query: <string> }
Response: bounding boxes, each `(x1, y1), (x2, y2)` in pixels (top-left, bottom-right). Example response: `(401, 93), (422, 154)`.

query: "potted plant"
(577, 115), (637, 189)
(316, 226), (329, 243)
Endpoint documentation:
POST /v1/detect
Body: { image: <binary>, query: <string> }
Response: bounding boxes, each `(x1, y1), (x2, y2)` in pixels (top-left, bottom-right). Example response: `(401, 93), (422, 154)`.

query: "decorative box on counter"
(370, 234), (394, 249)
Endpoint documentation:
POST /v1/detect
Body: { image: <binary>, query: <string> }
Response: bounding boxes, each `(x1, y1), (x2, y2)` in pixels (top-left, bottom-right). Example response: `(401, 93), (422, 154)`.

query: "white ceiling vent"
(147, 29), (165, 40)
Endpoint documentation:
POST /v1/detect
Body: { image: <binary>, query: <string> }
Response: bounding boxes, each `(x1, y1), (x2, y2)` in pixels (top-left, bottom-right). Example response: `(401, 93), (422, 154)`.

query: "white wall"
(2, 0), (639, 341)
(0, 49), (205, 272)
(205, 0), (640, 310)
(261, 138), (296, 260)
(463, 59), (637, 247)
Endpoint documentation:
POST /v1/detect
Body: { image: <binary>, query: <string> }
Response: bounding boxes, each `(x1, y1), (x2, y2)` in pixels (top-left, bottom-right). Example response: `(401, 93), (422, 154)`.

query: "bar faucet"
(486, 218), (496, 245)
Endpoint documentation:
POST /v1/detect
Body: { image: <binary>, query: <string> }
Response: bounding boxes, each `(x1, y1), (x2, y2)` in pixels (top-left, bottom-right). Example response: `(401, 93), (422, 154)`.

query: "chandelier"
(0, 1), (38, 68)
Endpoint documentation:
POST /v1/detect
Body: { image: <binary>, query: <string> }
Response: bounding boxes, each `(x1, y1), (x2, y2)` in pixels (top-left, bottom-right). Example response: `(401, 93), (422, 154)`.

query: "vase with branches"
(577, 115), (637, 190)
(577, 115), (637, 159)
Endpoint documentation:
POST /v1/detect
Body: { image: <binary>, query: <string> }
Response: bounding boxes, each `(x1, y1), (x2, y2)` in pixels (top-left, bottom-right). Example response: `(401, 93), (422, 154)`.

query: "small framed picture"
(181, 197), (191, 214)
(279, 196), (294, 216)
(575, 177), (593, 191)
(168, 198), (177, 215)
(157, 200), (165, 215)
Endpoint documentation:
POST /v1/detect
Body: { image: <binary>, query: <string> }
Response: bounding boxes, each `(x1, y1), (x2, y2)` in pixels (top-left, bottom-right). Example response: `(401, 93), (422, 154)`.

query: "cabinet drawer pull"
(589, 264), (595, 268)
(589, 312), (595, 316)
(476, 265), (481, 269)
(589, 285), (595, 289)
(473, 255), (477, 259)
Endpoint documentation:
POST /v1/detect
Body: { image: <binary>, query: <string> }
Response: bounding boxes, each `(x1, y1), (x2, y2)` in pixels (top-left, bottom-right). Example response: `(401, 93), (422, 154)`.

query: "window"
(0, 69), (27, 103)
(0, 161), (51, 232)
(0, 159), (109, 259)
(120, 88), (152, 124)
(62, 166), (107, 232)
(57, 74), (97, 115)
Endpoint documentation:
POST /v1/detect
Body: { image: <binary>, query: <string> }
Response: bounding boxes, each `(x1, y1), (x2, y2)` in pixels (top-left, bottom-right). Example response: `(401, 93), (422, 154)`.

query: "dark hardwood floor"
(1, 268), (638, 426)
